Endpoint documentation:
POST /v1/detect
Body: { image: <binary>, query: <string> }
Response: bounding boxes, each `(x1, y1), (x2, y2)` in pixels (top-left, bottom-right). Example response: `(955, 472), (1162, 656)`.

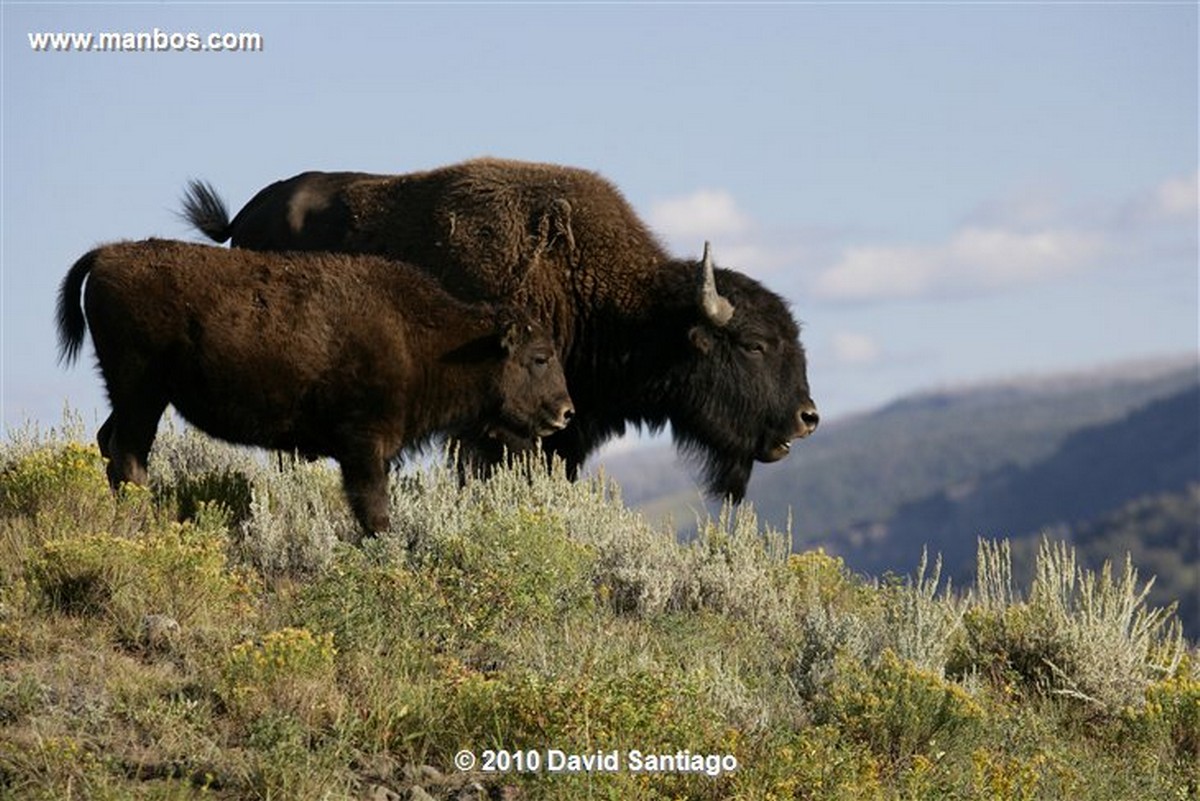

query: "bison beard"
(181, 158), (819, 500)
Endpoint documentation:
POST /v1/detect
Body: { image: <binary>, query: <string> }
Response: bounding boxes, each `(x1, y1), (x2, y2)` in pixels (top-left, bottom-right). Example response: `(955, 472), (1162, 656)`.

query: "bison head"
(669, 243), (818, 501)
(492, 314), (575, 444)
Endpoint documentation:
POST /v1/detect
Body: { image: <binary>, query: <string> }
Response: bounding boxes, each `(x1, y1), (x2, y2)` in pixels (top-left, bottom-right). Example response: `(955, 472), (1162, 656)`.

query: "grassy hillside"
(1, 419), (1197, 800)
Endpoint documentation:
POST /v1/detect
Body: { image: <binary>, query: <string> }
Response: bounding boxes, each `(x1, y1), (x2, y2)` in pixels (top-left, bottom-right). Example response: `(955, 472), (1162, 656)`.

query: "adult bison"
(183, 158), (818, 499)
(56, 238), (573, 538)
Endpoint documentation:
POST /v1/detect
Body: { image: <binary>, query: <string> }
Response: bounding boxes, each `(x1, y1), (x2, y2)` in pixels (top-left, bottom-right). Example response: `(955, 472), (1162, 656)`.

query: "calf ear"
(500, 321), (533, 354)
(501, 322), (520, 354)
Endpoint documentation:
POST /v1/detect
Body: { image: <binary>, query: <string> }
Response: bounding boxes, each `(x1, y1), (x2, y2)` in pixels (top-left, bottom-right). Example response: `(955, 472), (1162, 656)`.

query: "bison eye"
(742, 340), (767, 356)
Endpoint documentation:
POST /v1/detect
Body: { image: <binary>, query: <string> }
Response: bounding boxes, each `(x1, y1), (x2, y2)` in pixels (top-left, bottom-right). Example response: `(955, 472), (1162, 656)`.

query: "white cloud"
(964, 182), (1067, 229)
(648, 189), (751, 243)
(644, 190), (811, 278)
(1148, 171), (1198, 221)
(1104, 170), (1199, 230)
(807, 171), (1197, 304)
(813, 225), (1107, 302)
(830, 332), (883, 367)
(648, 173), (1191, 307)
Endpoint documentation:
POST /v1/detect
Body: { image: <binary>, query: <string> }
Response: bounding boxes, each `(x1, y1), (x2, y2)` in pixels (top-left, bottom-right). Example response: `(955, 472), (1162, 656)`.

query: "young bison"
(56, 238), (574, 538)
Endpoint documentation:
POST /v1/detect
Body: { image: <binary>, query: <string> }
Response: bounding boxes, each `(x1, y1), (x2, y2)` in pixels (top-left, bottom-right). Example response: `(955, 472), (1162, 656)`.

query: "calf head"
(491, 313), (574, 444)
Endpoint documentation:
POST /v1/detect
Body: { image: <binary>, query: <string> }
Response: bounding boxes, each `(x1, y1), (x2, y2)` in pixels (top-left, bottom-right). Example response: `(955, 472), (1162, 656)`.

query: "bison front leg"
(339, 453), (390, 543)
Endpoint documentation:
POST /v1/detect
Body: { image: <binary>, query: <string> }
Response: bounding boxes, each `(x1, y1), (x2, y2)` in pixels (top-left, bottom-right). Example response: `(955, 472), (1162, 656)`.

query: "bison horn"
(699, 241), (734, 327)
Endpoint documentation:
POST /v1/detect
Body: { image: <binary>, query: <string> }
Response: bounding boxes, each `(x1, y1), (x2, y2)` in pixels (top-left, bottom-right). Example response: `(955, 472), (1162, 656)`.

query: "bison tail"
(56, 250), (96, 365)
(179, 178), (233, 243)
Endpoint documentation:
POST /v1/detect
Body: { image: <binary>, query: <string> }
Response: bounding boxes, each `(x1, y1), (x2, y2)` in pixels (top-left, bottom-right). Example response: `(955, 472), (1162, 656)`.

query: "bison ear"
(689, 326), (713, 354)
(500, 322), (521, 354)
(698, 241), (735, 327)
(500, 320), (533, 354)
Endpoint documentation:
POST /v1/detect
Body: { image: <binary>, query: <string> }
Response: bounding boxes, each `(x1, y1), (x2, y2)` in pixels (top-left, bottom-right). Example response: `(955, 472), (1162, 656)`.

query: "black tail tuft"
(57, 250), (98, 365)
(179, 178), (232, 243)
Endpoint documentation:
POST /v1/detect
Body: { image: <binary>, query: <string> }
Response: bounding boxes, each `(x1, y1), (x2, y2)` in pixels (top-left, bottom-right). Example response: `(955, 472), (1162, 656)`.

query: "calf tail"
(179, 178), (233, 243)
(56, 249), (97, 365)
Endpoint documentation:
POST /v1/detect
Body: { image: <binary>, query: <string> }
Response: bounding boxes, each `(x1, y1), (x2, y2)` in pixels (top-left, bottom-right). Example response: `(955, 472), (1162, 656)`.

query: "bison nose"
(796, 402), (820, 438)
(553, 403), (575, 430)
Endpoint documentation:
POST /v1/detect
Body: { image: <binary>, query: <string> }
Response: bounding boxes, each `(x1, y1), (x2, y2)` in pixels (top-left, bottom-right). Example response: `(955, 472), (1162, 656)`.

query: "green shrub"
(1037, 543), (1185, 711)
(969, 748), (1054, 801)
(233, 461), (351, 578)
(298, 503), (595, 667)
(442, 663), (712, 751)
(881, 549), (965, 675)
(788, 548), (864, 608)
(954, 539), (1186, 713)
(0, 441), (108, 520)
(791, 597), (878, 703)
(220, 626), (342, 731)
(816, 649), (985, 769)
(1122, 655), (1200, 785)
(294, 545), (423, 656)
(166, 467), (254, 526)
(415, 507), (596, 638)
(738, 724), (884, 801)
(0, 733), (115, 801)
(26, 505), (250, 644)
(146, 418), (353, 578)
(676, 504), (794, 624)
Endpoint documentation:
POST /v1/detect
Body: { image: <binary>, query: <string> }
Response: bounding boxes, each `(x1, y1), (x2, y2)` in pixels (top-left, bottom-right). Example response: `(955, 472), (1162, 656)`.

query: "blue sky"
(3, 3), (1197, 454)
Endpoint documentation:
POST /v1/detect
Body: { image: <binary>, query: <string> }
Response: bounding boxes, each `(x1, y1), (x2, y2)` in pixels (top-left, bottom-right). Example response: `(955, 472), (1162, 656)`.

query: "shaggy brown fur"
(57, 238), (573, 537)
(183, 159), (818, 500)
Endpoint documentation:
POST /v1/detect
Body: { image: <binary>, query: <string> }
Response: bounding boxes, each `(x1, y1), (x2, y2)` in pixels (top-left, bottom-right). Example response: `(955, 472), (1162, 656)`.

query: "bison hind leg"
(96, 414), (115, 461)
(100, 399), (166, 490)
(339, 454), (390, 543)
